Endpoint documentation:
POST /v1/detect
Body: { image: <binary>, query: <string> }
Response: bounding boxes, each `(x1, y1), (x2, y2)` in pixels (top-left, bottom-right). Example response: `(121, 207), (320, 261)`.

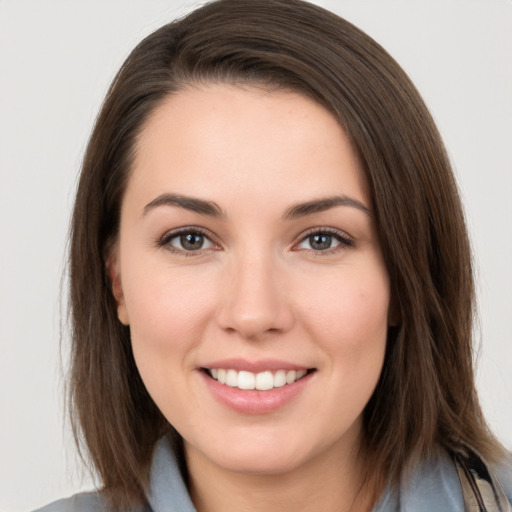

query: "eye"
(295, 229), (353, 252)
(159, 228), (217, 254)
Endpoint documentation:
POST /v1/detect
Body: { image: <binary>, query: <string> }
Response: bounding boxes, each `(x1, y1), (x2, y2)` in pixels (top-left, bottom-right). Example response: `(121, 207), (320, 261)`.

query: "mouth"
(199, 362), (317, 414)
(202, 368), (315, 391)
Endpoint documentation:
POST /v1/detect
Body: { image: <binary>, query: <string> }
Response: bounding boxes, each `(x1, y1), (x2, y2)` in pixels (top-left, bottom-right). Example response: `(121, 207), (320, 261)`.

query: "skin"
(111, 84), (391, 512)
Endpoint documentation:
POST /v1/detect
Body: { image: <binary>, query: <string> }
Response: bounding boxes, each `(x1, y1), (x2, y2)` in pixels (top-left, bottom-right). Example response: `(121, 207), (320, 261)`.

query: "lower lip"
(200, 371), (314, 414)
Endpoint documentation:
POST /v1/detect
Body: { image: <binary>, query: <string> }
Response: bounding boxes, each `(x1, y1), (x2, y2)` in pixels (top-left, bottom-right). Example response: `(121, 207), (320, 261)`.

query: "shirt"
(35, 437), (512, 512)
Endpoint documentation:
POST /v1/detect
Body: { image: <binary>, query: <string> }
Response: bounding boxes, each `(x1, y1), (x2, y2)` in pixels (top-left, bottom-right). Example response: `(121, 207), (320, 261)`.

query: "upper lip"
(201, 358), (313, 373)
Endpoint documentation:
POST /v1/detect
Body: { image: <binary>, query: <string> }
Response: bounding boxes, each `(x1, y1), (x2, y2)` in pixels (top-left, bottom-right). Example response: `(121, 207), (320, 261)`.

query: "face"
(112, 84), (390, 477)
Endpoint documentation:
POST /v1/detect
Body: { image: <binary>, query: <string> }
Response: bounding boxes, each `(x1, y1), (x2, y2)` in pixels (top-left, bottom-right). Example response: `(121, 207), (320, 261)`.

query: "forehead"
(127, 83), (369, 209)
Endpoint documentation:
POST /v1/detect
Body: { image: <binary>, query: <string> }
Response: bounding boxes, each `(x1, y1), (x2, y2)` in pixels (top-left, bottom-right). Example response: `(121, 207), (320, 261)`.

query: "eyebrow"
(283, 195), (371, 220)
(143, 193), (371, 220)
(143, 193), (225, 218)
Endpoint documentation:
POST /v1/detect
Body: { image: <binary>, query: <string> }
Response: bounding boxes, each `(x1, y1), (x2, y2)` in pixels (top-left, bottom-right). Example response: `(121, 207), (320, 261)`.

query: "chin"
(214, 451), (305, 476)
(187, 433), (316, 477)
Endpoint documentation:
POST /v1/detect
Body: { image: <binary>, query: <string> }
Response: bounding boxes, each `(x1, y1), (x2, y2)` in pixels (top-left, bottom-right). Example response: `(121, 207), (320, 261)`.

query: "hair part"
(68, 0), (503, 509)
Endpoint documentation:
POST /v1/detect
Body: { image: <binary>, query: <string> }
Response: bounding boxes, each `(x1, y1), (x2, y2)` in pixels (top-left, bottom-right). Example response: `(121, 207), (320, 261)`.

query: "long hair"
(69, 0), (502, 508)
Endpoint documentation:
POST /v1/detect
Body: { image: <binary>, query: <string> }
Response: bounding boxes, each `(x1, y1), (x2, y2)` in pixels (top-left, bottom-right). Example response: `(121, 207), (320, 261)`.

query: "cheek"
(300, 266), (390, 346)
(122, 262), (220, 359)
(296, 263), (390, 401)
(322, 272), (389, 405)
(123, 264), (222, 418)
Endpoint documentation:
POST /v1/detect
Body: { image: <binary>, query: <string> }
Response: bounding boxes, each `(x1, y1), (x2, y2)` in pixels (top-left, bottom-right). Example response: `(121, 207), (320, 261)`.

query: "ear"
(106, 247), (130, 326)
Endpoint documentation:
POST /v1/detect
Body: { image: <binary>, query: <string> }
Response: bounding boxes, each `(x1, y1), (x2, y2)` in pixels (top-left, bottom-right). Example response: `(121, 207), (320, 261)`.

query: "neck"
(185, 434), (376, 512)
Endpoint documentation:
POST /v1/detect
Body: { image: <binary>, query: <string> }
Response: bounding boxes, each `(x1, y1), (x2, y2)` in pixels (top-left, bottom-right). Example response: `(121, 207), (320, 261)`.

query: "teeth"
(226, 369), (238, 387)
(274, 369), (287, 388)
(256, 371), (273, 391)
(208, 368), (309, 390)
(238, 371), (255, 390)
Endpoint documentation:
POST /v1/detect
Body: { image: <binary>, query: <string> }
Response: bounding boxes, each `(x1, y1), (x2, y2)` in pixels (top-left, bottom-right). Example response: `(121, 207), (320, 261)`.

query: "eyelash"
(294, 227), (354, 255)
(156, 226), (354, 256)
(157, 226), (219, 257)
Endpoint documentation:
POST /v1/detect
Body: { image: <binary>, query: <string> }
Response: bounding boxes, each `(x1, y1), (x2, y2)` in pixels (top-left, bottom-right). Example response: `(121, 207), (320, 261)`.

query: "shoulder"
(31, 437), (187, 512)
(33, 491), (105, 512)
(403, 449), (512, 510)
(33, 491), (152, 512)
(374, 449), (512, 512)
(496, 451), (512, 504)
(398, 450), (466, 511)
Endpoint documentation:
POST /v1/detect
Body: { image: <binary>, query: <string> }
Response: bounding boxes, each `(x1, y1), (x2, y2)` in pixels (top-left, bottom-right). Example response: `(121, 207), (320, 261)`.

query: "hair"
(68, 0), (503, 509)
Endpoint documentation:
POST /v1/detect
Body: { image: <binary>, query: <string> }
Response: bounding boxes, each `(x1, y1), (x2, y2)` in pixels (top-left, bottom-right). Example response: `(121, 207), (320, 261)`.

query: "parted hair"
(69, 0), (502, 509)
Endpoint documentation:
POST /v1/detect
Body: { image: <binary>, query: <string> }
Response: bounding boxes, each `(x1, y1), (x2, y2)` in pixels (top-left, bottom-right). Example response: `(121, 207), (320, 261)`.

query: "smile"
(207, 368), (308, 391)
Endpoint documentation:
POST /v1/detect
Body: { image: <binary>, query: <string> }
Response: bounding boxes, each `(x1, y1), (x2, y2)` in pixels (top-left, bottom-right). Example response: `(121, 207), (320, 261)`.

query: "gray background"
(1, 1), (511, 510)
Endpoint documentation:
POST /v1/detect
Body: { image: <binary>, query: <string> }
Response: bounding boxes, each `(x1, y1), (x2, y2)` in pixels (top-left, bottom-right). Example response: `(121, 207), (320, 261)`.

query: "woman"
(36, 0), (512, 511)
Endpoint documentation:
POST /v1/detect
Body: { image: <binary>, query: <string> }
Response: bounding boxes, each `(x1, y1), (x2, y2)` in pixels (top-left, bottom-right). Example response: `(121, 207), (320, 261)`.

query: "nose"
(216, 250), (295, 340)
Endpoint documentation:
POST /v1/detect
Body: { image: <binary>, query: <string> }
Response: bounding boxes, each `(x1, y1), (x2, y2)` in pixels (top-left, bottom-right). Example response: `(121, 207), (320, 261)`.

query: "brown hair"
(69, 0), (502, 508)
